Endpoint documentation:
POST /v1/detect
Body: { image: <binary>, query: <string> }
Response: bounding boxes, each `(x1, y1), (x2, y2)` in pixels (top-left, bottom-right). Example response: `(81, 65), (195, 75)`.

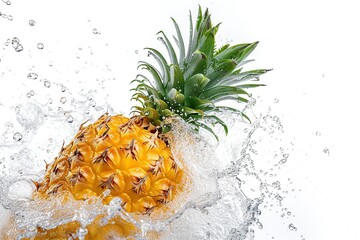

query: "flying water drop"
(60, 97), (67, 104)
(13, 132), (22, 142)
(27, 73), (38, 80)
(29, 20), (36, 26)
(44, 80), (51, 88)
(37, 43), (44, 50)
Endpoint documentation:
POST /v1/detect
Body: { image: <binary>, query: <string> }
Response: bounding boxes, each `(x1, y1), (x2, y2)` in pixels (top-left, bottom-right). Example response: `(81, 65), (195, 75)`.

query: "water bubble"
(84, 109), (90, 114)
(13, 132), (23, 141)
(29, 19), (36, 26)
(288, 223), (297, 231)
(60, 84), (66, 92)
(135, 50), (139, 54)
(60, 97), (67, 104)
(92, 28), (99, 34)
(44, 80), (51, 88)
(27, 72), (38, 80)
(37, 43), (44, 50)
(67, 115), (74, 123)
(274, 98), (279, 103)
(315, 131), (321, 136)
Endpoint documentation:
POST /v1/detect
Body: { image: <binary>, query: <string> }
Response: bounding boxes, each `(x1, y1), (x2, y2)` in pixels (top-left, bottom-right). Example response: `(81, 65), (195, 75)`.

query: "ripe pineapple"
(4, 6), (269, 240)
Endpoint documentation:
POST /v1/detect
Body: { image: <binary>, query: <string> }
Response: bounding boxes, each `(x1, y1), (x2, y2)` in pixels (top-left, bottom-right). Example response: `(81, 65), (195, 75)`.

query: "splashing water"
(0, 99), (302, 239)
(0, 4), (304, 240)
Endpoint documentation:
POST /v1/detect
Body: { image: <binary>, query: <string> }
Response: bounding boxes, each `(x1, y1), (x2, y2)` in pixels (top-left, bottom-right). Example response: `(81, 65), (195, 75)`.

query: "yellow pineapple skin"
(24, 114), (184, 239)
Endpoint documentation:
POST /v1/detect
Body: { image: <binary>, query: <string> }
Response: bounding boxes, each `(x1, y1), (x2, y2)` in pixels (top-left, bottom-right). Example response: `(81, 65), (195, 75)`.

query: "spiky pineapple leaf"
(204, 115), (228, 135)
(198, 86), (249, 101)
(171, 17), (186, 68)
(183, 51), (207, 80)
(157, 31), (178, 65)
(137, 62), (165, 94)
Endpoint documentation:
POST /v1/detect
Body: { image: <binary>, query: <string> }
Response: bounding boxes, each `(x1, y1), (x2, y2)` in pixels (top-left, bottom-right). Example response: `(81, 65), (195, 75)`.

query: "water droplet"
(274, 98), (279, 103)
(27, 72), (38, 79)
(288, 223), (297, 231)
(13, 132), (22, 141)
(66, 115), (74, 123)
(92, 28), (99, 34)
(48, 138), (53, 143)
(37, 43), (44, 50)
(84, 109), (90, 114)
(12, 37), (19, 44)
(275, 194), (283, 201)
(60, 97), (67, 104)
(90, 100), (96, 107)
(60, 84), (66, 92)
(44, 80), (51, 88)
(277, 158), (287, 165)
(29, 20), (36, 26)
(15, 44), (23, 52)
(26, 92), (32, 98)
(11, 37), (23, 52)
(135, 50), (139, 54)
(315, 131), (321, 136)
(77, 228), (88, 238)
(4, 38), (10, 46)
(323, 148), (330, 155)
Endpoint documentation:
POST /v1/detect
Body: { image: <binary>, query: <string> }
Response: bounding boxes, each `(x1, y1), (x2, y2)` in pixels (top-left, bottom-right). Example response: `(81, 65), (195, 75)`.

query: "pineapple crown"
(131, 6), (270, 139)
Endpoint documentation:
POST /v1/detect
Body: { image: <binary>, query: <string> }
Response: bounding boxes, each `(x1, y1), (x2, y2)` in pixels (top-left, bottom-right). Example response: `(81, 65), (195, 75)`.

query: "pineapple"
(4, 6), (269, 240)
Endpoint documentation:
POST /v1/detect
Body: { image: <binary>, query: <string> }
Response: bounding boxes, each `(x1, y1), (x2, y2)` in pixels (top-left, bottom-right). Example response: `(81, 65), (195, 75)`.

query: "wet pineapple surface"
(30, 114), (184, 239)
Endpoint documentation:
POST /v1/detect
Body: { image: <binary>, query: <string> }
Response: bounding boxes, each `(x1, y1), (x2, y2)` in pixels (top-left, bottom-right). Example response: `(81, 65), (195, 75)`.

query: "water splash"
(0, 5), (304, 240)
(0, 102), (299, 239)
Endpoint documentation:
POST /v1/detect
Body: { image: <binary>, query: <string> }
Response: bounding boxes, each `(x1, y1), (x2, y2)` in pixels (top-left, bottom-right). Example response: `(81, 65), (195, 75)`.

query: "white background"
(1, 0), (360, 239)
